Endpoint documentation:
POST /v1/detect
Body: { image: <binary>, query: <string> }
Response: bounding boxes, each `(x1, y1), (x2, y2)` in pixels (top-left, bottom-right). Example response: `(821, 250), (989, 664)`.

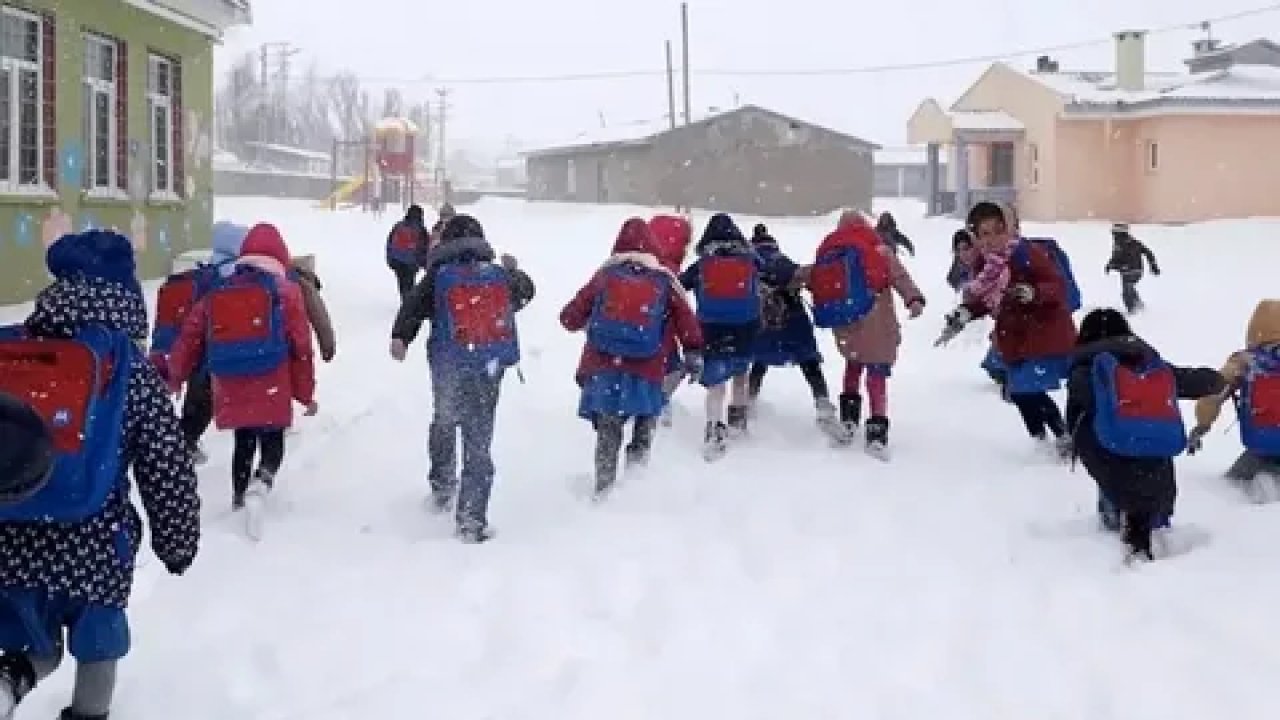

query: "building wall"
(653, 109), (874, 216)
(525, 146), (655, 205)
(950, 63), (1067, 221)
(0, 0), (215, 304)
(874, 164), (937, 198)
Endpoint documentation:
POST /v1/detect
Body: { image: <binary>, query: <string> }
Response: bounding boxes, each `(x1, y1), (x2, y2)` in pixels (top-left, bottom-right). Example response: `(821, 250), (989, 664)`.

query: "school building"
(0, 0), (250, 304)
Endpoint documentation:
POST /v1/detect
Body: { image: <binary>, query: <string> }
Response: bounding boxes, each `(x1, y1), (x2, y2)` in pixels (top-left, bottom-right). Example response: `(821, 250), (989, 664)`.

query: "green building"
(0, 0), (250, 304)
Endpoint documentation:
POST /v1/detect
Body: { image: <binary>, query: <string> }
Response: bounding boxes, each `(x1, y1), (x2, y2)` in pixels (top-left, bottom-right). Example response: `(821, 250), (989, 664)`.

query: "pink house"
(907, 33), (1280, 223)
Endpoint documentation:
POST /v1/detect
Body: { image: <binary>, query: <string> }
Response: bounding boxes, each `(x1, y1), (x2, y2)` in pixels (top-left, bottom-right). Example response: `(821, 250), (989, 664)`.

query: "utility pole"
(665, 40), (677, 129)
(435, 88), (451, 200)
(680, 3), (691, 125)
(258, 41), (300, 143)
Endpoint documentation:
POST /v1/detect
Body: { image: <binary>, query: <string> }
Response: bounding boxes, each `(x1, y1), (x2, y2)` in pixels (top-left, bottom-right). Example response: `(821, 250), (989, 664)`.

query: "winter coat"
(680, 213), (762, 358)
(1, 276), (199, 609)
(562, 252), (703, 385)
(1066, 335), (1224, 516)
(752, 241), (821, 366)
(387, 218), (431, 268)
(169, 225), (317, 430)
(831, 247), (924, 367)
(391, 236), (536, 357)
(1195, 299), (1280, 430)
(291, 258), (337, 363)
(962, 240), (1077, 364)
(1105, 233), (1157, 276)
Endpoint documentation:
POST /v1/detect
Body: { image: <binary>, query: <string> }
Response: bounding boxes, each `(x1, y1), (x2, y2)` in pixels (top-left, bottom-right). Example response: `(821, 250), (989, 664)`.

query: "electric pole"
(665, 40), (677, 129)
(435, 88), (451, 199)
(258, 41), (301, 143)
(680, 3), (691, 125)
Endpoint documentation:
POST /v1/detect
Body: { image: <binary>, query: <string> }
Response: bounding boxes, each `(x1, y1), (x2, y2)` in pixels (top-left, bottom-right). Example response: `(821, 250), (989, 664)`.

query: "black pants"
(1120, 270), (1143, 313)
(231, 429), (286, 497)
(593, 416), (656, 494)
(390, 261), (419, 301)
(1010, 392), (1066, 439)
(748, 360), (829, 401)
(178, 371), (214, 452)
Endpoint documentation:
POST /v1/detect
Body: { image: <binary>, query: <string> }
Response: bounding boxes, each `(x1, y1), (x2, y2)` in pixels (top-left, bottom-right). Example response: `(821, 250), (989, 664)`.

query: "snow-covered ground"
(13, 197), (1280, 719)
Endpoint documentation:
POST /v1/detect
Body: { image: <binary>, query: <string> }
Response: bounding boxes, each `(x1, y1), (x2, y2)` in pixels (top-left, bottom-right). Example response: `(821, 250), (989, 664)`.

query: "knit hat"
(210, 221), (249, 268)
(240, 223), (291, 268)
(406, 204), (425, 224)
(45, 229), (143, 299)
(0, 390), (55, 506)
(441, 214), (484, 242)
(751, 223), (777, 247)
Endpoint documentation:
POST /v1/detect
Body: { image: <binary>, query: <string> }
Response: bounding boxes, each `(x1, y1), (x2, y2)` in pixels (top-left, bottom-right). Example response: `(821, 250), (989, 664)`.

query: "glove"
(500, 253), (519, 271)
(163, 555), (193, 576)
(1006, 283), (1035, 303)
(906, 298), (925, 319)
(682, 351), (704, 380)
(935, 307), (971, 347)
(390, 339), (408, 362)
(1151, 265), (1161, 276)
(304, 401), (319, 417)
(1187, 425), (1209, 455)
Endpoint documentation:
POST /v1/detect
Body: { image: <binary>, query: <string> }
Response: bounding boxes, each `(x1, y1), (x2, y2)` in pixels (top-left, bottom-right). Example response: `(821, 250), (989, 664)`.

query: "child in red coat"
(169, 223), (318, 511)
(561, 218), (703, 498)
(649, 214), (694, 426)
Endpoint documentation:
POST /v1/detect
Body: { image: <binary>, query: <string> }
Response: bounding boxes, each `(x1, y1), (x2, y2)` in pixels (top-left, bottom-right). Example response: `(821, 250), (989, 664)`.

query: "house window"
(0, 6), (47, 190)
(566, 157), (577, 197)
(988, 141), (1016, 187)
(147, 53), (183, 196)
(1145, 140), (1159, 172)
(83, 32), (125, 192)
(1028, 142), (1040, 186)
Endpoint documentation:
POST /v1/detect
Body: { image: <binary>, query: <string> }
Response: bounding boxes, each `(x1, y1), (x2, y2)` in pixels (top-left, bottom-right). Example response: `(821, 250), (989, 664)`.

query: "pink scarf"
(962, 241), (1015, 313)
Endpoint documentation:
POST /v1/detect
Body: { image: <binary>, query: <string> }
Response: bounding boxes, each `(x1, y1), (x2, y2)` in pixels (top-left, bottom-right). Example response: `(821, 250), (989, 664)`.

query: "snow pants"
(592, 415), (656, 495)
(389, 260), (419, 301)
(178, 370), (214, 452)
(428, 364), (503, 531)
(1120, 270), (1143, 313)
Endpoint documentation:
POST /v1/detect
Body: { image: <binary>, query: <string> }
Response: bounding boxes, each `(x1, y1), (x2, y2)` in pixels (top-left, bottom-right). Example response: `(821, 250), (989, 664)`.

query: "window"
(0, 7), (49, 190)
(1145, 140), (1159, 172)
(83, 32), (124, 192)
(565, 157), (577, 197)
(987, 141), (1016, 187)
(1028, 142), (1040, 186)
(147, 53), (183, 197)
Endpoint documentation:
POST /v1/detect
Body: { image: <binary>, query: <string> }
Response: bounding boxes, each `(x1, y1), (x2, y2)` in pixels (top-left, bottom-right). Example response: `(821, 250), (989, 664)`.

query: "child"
(1104, 223), (1160, 314)
(874, 211), (915, 257)
(938, 202), (1077, 457)
(168, 223), (318, 516)
(560, 218), (703, 497)
(679, 213), (764, 460)
(1188, 299), (1280, 496)
(648, 214), (694, 427)
(946, 229), (977, 292)
(0, 230), (199, 720)
(390, 214), (536, 542)
(748, 223), (843, 441)
(1065, 308), (1223, 561)
(811, 211), (925, 456)
(386, 205), (431, 300)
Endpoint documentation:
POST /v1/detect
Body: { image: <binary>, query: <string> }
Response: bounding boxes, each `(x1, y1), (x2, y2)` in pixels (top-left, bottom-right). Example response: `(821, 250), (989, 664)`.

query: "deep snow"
(12, 197), (1280, 719)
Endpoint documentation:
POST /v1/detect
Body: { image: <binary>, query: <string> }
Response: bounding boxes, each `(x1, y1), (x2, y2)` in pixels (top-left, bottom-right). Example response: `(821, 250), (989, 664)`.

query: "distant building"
(240, 141), (331, 176)
(874, 146), (947, 199)
(908, 33), (1280, 223)
(525, 105), (879, 217)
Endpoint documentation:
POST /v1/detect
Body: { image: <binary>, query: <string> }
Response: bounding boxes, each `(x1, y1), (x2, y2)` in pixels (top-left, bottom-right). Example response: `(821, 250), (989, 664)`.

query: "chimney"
(1034, 55), (1059, 73)
(1192, 38), (1223, 56)
(1114, 30), (1147, 92)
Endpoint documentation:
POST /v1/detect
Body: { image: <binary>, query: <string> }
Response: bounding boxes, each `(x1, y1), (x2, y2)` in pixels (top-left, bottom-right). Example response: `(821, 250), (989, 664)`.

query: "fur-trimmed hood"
(601, 251), (687, 298)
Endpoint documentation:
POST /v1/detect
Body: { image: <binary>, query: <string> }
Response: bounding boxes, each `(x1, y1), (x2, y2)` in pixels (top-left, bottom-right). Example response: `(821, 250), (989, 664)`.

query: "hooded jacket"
(2, 270), (200, 609)
(1194, 299), (1280, 430)
(1105, 230), (1157, 276)
(387, 205), (432, 268)
(1066, 333), (1223, 516)
(168, 223), (317, 430)
(648, 214), (692, 274)
(679, 213), (763, 356)
(561, 218), (703, 385)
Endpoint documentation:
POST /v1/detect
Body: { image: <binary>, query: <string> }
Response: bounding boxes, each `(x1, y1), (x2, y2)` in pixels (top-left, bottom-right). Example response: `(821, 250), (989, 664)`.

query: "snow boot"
(703, 421), (728, 461)
(816, 397), (851, 445)
(60, 708), (108, 720)
(427, 490), (454, 514)
(838, 392), (862, 437)
(457, 525), (495, 544)
(624, 418), (656, 469)
(865, 416), (890, 460)
(0, 653), (35, 720)
(1097, 496), (1123, 532)
(726, 405), (749, 437)
(1122, 512), (1155, 564)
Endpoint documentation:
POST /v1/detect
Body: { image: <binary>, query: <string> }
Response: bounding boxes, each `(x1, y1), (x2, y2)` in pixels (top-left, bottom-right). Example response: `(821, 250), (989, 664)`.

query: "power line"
(339, 3), (1280, 86)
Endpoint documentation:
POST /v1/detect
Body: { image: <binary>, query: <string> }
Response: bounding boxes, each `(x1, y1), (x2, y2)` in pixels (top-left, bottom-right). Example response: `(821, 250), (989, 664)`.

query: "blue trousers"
(428, 364), (504, 530)
(0, 589), (129, 663)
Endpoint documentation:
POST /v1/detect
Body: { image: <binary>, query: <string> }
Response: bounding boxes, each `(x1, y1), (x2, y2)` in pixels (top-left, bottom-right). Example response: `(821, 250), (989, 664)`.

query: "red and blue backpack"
(587, 264), (669, 359)
(203, 266), (289, 378)
(150, 264), (224, 367)
(1090, 351), (1187, 458)
(433, 262), (520, 370)
(809, 244), (890, 329)
(0, 324), (133, 522)
(1012, 237), (1082, 312)
(387, 223), (422, 265)
(1236, 351), (1280, 455)
(694, 254), (760, 325)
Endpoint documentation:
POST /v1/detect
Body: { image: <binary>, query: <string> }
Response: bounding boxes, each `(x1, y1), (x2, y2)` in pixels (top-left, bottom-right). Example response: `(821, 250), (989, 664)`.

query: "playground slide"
(316, 176), (367, 209)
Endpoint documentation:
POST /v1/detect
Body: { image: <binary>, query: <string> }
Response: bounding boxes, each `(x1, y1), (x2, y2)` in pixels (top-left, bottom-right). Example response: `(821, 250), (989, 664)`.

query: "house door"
(987, 142), (1015, 187)
(596, 160), (608, 202)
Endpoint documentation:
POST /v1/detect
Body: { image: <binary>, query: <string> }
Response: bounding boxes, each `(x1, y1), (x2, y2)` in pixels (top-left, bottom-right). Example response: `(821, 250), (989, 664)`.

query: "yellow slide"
(315, 176), (366, 209)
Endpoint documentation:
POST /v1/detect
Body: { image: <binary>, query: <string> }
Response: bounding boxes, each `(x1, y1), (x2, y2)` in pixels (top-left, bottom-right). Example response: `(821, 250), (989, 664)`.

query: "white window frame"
(83, 32), (120, 196)
(147, 53), (179, 200)
(0, 6), (50, 195)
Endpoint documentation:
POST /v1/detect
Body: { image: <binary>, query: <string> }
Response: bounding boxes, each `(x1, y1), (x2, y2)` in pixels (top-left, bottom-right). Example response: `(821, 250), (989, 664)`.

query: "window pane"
(154, 105), (169, 191)
(0, 69), (10, 182)
(18, 69), (37, 184)
(21, 18), (37, 63)
(94, 91), (110, 187)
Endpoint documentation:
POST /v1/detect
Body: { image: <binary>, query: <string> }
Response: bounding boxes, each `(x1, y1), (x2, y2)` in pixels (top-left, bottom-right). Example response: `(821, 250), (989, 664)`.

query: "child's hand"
(389, 339), (407, 362)
(906, 299), (925, 319)
(304, 401), (319, 417)
(500, 254), (518, 271)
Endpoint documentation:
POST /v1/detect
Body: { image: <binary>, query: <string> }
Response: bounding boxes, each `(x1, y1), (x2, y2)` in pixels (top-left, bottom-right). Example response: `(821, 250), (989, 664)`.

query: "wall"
(0, 0), (215, 304)
(525, 146), (655, 205)
(213, 169), (343, 201)
(874, 164), (935, 198)
(1053, 117), (1138, 221)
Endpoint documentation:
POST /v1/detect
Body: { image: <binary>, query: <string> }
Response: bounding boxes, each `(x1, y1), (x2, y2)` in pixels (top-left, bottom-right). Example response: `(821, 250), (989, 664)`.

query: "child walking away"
(561, 218), (703, 498)
(1066, 308), (1223, 563)
(386, 204), (431, 301)
(809, 211), (925, 458)
(937, 202), (1078, 459)
(748, 224), (844, 443)
(291, 254), (337, 364)
(168, 223), (318, 536)
(1104, 223), (1159, 314)
(390, 215), (535, 542)
(0, 230), (199, 720)
(874, 212), (915, 257)
(1188, 300), (1280, 501)
(648, 214), (694, 427)
(679, 213), (764, 461)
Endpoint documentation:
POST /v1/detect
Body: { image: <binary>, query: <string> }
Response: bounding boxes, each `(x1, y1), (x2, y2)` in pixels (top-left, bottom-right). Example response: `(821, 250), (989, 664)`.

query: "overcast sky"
(218, 0), (1280, 155)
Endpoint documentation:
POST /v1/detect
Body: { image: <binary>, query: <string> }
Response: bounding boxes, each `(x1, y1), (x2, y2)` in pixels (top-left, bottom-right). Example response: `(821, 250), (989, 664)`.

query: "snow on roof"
(1165, 64), (1280, 101)
(950, 110), (1024, 131)
(528, 115), (685, 156)
(242, 141), (330, 162)
(874, 146), (946, 165)
(1017, 63), (1280, 106)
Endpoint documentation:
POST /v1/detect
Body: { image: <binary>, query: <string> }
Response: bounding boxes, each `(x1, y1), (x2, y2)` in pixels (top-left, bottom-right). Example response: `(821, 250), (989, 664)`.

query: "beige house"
(908, 34), (1280, 223)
